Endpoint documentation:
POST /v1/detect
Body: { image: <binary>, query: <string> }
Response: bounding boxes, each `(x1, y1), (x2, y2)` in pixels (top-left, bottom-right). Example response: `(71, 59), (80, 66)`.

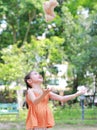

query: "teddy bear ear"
(49, 0), (59, 7)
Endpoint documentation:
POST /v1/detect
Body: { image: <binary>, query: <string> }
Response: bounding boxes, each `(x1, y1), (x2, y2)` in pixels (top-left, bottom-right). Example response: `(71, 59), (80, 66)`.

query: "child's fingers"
(43, 88), (51, 95)
(78, 88), (87, 95)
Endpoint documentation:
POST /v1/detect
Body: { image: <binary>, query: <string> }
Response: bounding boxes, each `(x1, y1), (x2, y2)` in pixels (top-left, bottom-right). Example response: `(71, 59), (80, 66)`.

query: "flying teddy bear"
(43, 0), (59, 22)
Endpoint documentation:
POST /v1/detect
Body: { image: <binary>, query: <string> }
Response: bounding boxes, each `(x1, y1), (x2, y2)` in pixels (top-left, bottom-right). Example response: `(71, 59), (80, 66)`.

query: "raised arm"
(49, 90), (86, 103)
(27, 88), (51, 105)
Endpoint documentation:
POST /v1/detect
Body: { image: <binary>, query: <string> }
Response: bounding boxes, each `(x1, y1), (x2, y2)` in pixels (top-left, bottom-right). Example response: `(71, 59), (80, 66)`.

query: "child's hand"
(42, 88), (52, 96)
(76, 88), (87, 96)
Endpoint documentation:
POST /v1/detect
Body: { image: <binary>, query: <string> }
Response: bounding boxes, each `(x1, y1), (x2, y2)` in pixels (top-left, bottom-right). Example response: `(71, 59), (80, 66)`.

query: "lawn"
(0, 102), (97, 130)
(53, 105), (97, 124)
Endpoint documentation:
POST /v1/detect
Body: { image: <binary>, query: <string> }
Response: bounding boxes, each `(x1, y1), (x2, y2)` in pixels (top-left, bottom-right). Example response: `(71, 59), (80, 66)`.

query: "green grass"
(0, 109), (27, 122)
(0, 102), (97, 126)
(53, 103), (97, 125)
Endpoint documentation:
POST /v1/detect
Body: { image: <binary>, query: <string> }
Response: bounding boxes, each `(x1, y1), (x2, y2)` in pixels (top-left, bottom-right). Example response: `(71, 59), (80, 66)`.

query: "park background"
(0, 0), (97, 130)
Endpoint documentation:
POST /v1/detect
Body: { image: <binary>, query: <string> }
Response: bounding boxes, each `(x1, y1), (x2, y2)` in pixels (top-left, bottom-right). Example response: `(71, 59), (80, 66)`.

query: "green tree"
(0, 36), (64, 86)
(0, 0), (45, 49)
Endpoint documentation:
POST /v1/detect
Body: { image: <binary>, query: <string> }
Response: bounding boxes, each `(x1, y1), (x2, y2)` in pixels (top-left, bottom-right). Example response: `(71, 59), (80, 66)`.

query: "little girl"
(24, 70), (86, 130)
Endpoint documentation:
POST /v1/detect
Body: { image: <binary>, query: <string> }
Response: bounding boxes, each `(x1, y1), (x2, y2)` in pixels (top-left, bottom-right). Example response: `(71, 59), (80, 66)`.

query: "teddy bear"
(43, 0), (59, 22)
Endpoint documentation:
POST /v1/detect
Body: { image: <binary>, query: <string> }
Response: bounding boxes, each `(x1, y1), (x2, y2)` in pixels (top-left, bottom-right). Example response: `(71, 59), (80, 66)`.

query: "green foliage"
(0, 90), (17, 103)
(0, 0), (45, 48)
(65, 0), (97, 15)
(0, 36), (64, 85)
(0, 0), (97, 92)
(0, 45), (26, 83)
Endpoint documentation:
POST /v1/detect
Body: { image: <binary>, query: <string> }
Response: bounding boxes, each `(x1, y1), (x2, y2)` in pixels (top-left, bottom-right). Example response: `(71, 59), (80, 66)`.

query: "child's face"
(30, 71), (43, 83)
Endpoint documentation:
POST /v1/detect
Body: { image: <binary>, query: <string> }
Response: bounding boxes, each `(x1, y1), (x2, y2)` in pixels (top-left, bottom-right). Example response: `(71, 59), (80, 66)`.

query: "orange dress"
(26, 92), (55, 129)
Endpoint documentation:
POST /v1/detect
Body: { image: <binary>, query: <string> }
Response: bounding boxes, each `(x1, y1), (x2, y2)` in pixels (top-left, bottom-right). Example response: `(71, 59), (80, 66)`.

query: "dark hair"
(24, 71), (32, 90)
(24, 71), (33, 109)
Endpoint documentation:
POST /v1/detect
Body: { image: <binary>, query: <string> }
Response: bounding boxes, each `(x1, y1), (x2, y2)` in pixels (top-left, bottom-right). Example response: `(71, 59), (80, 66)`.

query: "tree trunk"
(23, 11), (36, 43)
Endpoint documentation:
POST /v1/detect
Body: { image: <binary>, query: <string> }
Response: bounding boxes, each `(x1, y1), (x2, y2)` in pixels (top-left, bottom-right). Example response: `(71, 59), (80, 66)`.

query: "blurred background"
(0, 0), (97, 129)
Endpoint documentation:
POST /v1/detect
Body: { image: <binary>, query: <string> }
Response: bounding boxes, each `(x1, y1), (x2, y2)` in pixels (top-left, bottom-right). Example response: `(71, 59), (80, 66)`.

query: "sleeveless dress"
(26, 92), (55, 129)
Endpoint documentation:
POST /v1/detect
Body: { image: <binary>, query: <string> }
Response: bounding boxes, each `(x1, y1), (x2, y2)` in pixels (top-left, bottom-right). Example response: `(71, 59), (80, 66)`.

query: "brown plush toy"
(43, 0), (59, 22)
